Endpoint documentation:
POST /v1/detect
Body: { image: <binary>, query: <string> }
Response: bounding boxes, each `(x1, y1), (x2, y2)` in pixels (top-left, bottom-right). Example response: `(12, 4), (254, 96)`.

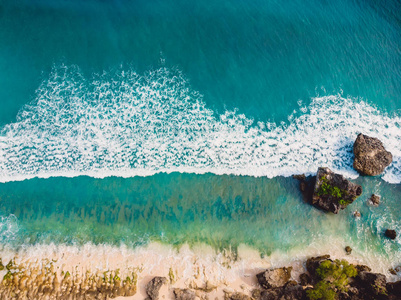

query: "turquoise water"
(0, 0), (401, 265)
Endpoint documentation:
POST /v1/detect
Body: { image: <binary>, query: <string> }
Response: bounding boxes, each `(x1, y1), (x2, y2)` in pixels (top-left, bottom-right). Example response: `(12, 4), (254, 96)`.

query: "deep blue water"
(0, 0), (401, 268)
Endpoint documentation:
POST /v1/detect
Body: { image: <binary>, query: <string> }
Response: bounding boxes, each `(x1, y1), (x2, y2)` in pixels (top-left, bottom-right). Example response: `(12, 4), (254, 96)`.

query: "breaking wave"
(1, 65), (400, 183)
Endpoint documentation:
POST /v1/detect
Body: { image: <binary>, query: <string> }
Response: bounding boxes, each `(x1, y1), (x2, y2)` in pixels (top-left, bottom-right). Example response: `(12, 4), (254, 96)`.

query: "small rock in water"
(389, 268), (397, 275)
(353, 133), (393, 176)
(385, 229), (397, 240)
(369, 194), (381, 206)
(353, 211), (361, 218)
(345, 246), (352, 255)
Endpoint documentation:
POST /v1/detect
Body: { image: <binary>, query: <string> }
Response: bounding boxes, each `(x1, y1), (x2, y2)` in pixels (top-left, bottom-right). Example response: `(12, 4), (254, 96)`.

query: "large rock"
(312, 167), (362, 213)
(353, 133), (392, 176)
(256, 267), (292, 289)
(305, 255), (331, 279)
(356, 271), (388, 298)
(145, 277), (167, 300)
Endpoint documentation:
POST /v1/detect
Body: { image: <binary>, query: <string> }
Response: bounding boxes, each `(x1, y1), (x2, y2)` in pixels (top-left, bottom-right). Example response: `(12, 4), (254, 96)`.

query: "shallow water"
(0, 0), (401, 272)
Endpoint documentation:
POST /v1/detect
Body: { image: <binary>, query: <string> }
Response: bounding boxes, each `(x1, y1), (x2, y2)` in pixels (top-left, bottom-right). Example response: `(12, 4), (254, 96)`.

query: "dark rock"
(306, 255), (331, 278)
(259, 284), (306, 300)
(300, 181), (306, 192)
(312, 167), (362, 214)
(299, 273), (311, 286)
(173, 288), (196, 300)
(353, 133), (393, 176)
(280, 284), (306, 300)
(357, 271), (387, 297)
(354, 264), (372, 273)
(353, 211), (361, 218)
(145, 277), (167, 300)
(369, 194), (381, 206)
(259, 288), (282, 300)
(345, 246), (352, 255)
(385, 229), (397, 240)
(256, 267), (293, 289)
(292, 174), (306, 181)
(389, 268), (397, 275)
(395, 266), (401, 273)
(387, 281), (401, 296)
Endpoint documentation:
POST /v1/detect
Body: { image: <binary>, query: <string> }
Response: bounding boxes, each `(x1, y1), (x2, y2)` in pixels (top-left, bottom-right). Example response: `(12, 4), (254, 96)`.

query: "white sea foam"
(1, 65), (401, 183)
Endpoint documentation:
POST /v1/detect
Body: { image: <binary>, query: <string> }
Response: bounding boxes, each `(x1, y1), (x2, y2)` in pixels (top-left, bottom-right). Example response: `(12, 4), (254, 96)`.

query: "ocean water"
(1, 0), (401, 271)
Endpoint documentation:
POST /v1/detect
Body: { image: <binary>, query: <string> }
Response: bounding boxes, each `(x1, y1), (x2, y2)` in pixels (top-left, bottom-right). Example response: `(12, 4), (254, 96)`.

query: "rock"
(357, 271), (387, 297)
(225, 292), (252, 300)
(385, 229), (397, 240)
(173, 288), (196, 300)
(389, 268), (397, 275)
(345, 246), (352, 255)
(306, 255), (331, 278)
(312, 167), (362, 214)
(353, 211), (361, 218)
(256, 267), (293, 289)
(369, 194), (381, 206)
(395, 266), (401, 273)
(145, 277), (167, 300)
(353, 133), (393, 176)
(292, 174), (306, 181)
(280, 283), (306, 300)
(299, 273), (311, 286)
(300, 182), (306, 192)
(387, 281), (401, 296)
(354, 264), (372, 273)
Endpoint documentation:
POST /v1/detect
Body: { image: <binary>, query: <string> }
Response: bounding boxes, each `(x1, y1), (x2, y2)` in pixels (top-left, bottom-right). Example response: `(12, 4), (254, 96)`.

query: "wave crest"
(1, 65), (400, 183)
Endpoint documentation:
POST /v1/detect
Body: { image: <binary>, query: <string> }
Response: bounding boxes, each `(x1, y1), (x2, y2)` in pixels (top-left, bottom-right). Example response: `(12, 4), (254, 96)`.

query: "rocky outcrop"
(355, 271), (388, 298)
(369, 194), (381, 206)
(255, 282), (306, 300)
(174, 288), (196, 300)
(353, 133), (392, 176)
(146, 277), (168, 300)
(256, 267), (292, 289)
(385, 229), (397, 240)
(312, 167), (362, 213)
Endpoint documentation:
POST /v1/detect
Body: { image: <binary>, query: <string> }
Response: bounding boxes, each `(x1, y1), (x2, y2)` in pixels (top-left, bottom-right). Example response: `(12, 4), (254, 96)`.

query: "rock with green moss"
(306, 259), (358, 300)
(312, 167), (362, 214)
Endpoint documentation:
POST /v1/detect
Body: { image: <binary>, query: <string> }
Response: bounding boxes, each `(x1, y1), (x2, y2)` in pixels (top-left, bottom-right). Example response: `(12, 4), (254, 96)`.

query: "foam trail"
(1, 65), (401, 183)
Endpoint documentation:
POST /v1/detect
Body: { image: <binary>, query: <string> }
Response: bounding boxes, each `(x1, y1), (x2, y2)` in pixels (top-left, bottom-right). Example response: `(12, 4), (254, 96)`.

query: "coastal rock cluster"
(253, 255), (401, 300)
(294, 133), (397, 238)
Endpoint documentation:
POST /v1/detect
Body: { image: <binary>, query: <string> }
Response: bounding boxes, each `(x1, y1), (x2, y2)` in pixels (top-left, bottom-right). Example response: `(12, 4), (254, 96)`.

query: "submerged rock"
(146, 277), (168, 300)
(369, 194), (381, 206)
(345, 246), (352, 255)
(353, 133), (392, 176)
(385, 229), (397, 240)
(312, 167), (362, 213)
(256, 266), (292, 289)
